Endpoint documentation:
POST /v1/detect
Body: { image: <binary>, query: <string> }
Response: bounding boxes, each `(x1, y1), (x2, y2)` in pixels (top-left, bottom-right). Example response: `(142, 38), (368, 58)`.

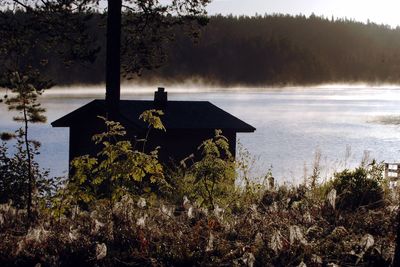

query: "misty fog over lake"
(1, 86), (400, 183)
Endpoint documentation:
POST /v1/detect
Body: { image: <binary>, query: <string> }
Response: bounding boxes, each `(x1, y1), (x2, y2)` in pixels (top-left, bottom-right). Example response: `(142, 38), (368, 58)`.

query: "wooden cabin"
(52, 88), (256, 167)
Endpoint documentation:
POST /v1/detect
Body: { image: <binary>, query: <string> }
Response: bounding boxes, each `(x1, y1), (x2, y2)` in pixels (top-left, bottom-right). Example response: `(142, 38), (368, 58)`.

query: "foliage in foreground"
(0, 112), (398, 266)
(1, 161), (397, 266)
(0, 175), (397, 266)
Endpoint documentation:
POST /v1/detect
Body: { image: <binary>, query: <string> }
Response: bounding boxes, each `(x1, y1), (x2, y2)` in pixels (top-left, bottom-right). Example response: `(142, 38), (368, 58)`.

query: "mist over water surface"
(1, 85), (400, 183)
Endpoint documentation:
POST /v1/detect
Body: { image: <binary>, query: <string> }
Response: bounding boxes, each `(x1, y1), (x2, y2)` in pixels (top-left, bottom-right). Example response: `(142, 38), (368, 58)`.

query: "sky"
(206, 0), (400, 28)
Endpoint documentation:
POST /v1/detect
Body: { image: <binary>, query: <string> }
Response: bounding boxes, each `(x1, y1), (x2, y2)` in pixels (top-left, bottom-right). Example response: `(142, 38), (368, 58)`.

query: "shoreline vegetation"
(10, 13), (400, 87)
(1, 112), (399, 266)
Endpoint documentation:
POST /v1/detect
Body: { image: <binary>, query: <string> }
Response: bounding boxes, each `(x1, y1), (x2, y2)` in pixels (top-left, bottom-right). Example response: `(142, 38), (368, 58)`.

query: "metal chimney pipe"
(154, 87), (168, 104)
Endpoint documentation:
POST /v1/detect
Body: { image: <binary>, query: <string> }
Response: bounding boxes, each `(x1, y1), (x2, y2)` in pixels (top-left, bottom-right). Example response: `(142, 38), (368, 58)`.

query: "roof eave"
(236, 127), (256, 133)
(51, 100), (101, 128)
(51, 121), (69, 127)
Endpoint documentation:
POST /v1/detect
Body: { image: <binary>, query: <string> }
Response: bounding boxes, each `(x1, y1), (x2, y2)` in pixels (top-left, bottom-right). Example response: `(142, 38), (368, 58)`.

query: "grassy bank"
(0, 168), (397, 266)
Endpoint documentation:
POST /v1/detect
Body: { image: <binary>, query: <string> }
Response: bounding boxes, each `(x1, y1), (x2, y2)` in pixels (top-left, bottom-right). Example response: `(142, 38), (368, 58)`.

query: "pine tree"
(2, 70), (50, 221)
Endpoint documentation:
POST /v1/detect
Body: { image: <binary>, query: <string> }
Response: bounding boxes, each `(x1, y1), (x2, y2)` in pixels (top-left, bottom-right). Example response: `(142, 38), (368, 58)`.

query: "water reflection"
(1, 86), (400, 183)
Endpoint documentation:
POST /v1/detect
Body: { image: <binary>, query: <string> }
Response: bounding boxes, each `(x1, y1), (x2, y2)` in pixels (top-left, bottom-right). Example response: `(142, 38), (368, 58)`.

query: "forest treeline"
(26, 14), (400, 86)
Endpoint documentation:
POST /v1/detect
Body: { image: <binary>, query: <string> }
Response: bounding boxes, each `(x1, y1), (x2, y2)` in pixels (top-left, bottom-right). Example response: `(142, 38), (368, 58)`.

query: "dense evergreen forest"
(30, 14), (400, 86)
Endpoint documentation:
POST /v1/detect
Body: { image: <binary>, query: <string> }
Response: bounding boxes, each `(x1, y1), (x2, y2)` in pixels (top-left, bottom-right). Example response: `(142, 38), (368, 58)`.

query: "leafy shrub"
(58, 111), (167, 214)
(0, 130), (52, 210)
(332, 167), (384, 211)
(172, 129), (236, 209)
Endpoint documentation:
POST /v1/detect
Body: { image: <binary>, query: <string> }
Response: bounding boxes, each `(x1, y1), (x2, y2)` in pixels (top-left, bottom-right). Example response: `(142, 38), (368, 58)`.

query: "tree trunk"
(105, 0), (122, 113)
(23, 107), (33, 222)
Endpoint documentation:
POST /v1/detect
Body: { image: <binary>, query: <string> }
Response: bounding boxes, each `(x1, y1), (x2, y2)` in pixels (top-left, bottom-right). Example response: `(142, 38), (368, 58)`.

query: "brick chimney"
(154, 87), (167, 107)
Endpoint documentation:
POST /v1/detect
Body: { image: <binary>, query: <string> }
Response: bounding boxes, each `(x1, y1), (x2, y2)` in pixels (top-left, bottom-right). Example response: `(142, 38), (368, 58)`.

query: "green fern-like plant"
(58, 110), (167, 213)
(180, 130), (236, 209)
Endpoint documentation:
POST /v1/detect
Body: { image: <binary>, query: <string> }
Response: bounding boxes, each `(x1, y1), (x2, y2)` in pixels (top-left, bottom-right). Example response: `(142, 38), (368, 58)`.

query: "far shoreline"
(6, 82), (398, 97)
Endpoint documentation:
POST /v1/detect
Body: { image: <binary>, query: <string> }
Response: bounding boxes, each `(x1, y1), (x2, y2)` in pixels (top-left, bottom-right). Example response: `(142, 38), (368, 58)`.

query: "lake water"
(1, 85), (400, 183)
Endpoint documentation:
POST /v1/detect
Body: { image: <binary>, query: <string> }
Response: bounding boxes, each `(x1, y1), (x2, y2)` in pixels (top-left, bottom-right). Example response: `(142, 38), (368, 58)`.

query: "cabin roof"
(51, 99), (256, 133)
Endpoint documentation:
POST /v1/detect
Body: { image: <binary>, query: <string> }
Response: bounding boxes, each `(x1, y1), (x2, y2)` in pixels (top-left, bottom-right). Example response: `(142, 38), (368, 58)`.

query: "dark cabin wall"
(69, 118), (109, 163)
(145, 129), (237, 164)
(226, 131), (236, 156)
(68, 122), (237, 168)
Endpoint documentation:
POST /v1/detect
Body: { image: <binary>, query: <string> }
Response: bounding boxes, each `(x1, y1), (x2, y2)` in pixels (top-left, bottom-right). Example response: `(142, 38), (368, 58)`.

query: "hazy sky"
(206, 0), (400, 27)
